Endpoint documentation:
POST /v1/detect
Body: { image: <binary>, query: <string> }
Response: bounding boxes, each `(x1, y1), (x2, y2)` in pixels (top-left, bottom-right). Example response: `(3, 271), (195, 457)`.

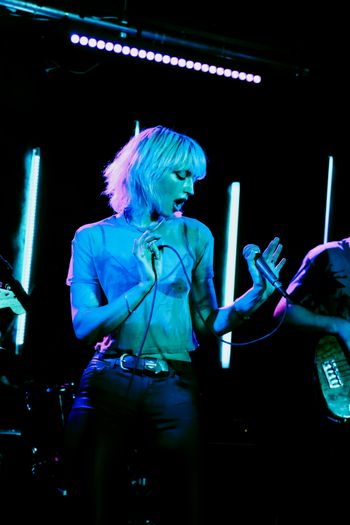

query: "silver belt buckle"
(144, 358), (158, 373)
(144, 359), (168, 374)
(119, 353), (130, 371)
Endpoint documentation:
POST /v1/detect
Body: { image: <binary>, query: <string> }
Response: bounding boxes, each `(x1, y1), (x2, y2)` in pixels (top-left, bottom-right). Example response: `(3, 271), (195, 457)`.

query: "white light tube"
(220, 182), (240, 368)
(15, 147), (41, 353)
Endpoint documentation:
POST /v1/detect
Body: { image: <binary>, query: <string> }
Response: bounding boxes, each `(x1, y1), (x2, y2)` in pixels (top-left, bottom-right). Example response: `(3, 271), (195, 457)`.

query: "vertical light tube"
(323, 155), (334, 243)
(15, 147), (41, 353)
(220, 182), (240, 368)
(134, 120), (140, 135)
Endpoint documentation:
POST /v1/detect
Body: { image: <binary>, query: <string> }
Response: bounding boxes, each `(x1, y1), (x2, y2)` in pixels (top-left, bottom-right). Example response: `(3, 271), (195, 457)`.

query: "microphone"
(243, 244), (289, 298)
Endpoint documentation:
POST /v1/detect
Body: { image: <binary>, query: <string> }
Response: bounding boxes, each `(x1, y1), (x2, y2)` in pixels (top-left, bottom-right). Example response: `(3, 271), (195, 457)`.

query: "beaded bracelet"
(232, 301), (251, 321)
(124, 293), (133, 315)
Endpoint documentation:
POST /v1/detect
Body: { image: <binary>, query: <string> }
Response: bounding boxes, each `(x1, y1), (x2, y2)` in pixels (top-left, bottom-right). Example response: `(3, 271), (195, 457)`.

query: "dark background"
(1, 2), (349, 522)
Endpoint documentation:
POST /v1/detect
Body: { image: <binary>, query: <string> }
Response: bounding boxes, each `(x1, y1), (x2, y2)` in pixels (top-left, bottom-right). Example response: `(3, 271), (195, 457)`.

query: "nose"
(183, 177), (194, 195)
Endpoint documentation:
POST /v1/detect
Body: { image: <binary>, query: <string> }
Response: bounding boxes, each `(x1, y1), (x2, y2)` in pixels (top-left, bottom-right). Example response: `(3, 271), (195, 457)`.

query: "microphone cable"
(125, 255), (158, 396)
(160, 244), (290, 347)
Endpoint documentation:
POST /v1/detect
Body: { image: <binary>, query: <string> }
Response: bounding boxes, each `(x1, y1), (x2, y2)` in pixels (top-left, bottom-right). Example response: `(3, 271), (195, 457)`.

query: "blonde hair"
(103, 125), (207, 215)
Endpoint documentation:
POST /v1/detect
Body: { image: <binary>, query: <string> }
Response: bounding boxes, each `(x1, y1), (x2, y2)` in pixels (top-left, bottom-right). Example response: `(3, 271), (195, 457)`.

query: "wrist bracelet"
(232, 301), (251, 321)
(124, 293), (133, 315)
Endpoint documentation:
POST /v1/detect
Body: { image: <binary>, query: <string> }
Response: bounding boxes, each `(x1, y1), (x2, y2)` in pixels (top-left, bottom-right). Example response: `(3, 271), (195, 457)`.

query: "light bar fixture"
(0, 1), (309, 80)
(14, 147), (41, 353)
(220, 182), (240, 368)
(70, 34), (262, 84)
(323, 155), (334, 244)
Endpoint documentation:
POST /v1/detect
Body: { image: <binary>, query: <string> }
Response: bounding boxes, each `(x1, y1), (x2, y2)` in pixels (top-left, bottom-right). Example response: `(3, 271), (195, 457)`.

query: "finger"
(145, 236), (161, 251)
(263, 237), (280, 257)
(275, 257), (287, 273)
(148, 241), (162, 260)
(270, 244), (283, 262)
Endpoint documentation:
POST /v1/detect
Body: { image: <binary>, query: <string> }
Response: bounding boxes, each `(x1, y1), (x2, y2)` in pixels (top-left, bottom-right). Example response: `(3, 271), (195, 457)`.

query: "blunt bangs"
(141, 127), (207, 182)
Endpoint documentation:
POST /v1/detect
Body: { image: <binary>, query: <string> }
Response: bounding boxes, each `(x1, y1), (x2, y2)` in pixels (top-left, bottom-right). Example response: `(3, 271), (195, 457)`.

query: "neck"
(124, 209), (164, 230)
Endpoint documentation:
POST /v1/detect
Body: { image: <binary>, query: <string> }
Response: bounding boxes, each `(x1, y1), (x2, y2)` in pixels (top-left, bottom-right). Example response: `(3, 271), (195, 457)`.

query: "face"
(155, 170), (195, 217)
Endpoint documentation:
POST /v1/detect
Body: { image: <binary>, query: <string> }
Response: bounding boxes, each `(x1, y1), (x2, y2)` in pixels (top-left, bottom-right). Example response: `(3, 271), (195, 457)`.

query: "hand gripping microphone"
(243, 244), (289, 298)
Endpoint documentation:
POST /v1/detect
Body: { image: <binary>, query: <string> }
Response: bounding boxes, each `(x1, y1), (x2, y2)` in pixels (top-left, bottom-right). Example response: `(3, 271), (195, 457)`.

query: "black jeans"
(64, 354), (201, 525)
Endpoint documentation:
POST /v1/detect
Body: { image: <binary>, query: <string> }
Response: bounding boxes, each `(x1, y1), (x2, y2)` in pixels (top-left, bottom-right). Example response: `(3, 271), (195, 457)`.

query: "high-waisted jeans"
(64, 354), (202, 525)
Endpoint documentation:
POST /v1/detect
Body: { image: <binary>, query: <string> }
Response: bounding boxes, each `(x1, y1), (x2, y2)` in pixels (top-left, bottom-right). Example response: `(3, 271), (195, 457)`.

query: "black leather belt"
(97, 352), (170, 376)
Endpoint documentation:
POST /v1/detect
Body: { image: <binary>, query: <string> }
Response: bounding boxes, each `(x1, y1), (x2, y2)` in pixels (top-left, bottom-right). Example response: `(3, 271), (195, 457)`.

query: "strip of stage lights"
(70, 34), (262, 84)
(15, 147), (41, 353)
(220, 182), (241, 368)
(323, 155), (334, 244)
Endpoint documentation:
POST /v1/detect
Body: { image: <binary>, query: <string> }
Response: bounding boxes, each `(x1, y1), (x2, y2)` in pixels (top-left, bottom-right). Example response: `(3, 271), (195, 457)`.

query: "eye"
(174, 170), (186, 181)
(174, 170), (194, 182)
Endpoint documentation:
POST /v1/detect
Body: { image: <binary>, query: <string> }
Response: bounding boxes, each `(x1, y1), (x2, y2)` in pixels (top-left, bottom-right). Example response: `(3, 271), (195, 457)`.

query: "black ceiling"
(1, 0), (348, 76)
